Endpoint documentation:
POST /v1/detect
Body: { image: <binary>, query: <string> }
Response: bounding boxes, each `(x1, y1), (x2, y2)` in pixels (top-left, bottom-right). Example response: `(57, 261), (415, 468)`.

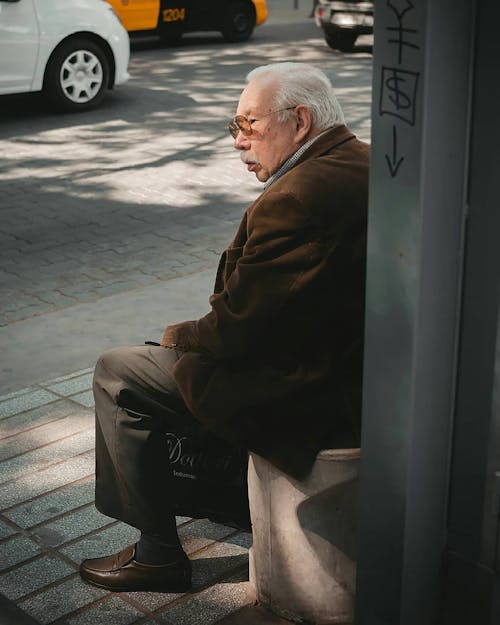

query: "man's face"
(233, 78), (299, 183)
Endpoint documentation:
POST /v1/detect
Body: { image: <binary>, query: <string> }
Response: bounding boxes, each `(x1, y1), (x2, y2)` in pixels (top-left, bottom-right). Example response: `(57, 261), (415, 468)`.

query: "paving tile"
(0, 555), (76, 600)
(0, 389), (59, 420)
(0, 399), (84, 439)
(122, 588), (183, 613)
(176, 516), (191, 527)
(0, 449), (94, 509)
(190, 539), (249, 590)
(0, 593), (41, 625)
(32, 504), (114, 548)
(0, 517), (18, 539)
(224, 532), (252, 550)
(0, 429), (94, 484)
(0, 534), (41, 571)
(159, 572), (250, 625)
(41, 373), (93, 397)
(0, 386), (38, 402)
(41, 369), (94, 386)
(178, 519), (236, 555)
(69, 390), (95, 408)
(56, 595), (146, 625)
(18, 575), (107, 624)
(4, 479), (95, 529)
(60, 523), (140, 564)
(214, 604), (296, 625)
(0, 410), (93, 462)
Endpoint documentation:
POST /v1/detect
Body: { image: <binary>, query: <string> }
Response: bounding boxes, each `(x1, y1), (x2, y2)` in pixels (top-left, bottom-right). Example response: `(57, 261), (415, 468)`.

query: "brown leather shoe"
(79, 545), (192, 592)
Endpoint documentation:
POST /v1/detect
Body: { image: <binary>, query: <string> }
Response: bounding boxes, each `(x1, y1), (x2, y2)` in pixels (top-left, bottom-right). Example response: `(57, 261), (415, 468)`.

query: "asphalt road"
(0, 8), (373, 392)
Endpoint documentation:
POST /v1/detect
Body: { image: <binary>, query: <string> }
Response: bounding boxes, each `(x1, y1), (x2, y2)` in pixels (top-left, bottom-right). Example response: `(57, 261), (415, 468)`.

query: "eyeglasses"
(228, 106), (295, 139)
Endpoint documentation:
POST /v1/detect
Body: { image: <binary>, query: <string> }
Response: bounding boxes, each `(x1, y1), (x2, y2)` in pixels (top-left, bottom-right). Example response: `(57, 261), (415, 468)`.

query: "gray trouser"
(92, 344), (195, 535)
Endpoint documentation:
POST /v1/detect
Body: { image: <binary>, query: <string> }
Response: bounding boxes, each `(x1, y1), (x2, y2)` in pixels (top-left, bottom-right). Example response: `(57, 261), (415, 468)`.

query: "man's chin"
(254, 170), (269, 183)
(244, 162), (268, 182)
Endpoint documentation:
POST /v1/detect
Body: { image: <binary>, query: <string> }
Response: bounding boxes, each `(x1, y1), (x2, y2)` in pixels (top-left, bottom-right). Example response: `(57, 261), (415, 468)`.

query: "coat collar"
(250, 125), (357, 206)
(294, 124), (356, 167)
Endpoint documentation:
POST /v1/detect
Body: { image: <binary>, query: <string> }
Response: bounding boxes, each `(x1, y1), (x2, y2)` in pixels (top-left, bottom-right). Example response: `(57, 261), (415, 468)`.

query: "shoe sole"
(80, 573), (191, 593)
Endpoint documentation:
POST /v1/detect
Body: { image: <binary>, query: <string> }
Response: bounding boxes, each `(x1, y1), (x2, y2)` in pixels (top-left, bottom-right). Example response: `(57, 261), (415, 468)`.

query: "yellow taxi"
(107, 0), (268, 42)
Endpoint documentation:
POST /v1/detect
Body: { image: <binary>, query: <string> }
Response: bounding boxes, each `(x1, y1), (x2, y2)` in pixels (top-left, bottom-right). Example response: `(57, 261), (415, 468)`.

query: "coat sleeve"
(161, 190), (326, 358)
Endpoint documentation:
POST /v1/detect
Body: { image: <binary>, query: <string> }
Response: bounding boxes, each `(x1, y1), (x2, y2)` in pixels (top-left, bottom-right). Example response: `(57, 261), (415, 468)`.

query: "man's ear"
(294, 105), (313, 142)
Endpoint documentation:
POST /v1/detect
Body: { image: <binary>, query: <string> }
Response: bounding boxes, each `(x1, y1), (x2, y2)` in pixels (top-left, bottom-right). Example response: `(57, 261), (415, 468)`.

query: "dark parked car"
(107, 0), (268, 43)
(314, 0), (373, 52)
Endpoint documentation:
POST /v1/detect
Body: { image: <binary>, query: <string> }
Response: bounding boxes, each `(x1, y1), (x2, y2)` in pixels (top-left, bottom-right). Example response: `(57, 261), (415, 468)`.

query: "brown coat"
(163, 125), (370, 479)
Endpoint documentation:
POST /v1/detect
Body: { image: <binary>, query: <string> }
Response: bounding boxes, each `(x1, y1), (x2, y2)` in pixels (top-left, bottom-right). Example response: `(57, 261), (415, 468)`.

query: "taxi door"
(0, 0), (39, 93)
(106, 0), (159, 31)
(159, 0), (188, 27)
(158, 0), (188, 37)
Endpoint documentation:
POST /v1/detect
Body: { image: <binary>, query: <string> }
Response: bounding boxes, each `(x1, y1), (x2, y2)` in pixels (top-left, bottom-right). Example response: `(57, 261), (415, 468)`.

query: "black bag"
(141, 342), (250, 531)
(164, 417), (251, 531)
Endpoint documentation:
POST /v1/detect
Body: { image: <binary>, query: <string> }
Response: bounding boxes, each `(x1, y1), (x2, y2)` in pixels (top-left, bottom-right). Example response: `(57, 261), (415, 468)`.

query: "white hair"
(246, 62), (345, 130)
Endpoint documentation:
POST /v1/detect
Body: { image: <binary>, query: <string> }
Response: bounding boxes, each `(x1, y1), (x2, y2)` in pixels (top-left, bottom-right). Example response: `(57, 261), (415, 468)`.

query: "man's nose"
(233, 131), (250, 149)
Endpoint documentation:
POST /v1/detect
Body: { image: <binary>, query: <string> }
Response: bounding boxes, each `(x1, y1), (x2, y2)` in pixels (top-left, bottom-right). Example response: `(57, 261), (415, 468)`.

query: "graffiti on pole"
(386, 0), (420, 64)
(380, 67), (419, 125)
(379, 0), (421, 177)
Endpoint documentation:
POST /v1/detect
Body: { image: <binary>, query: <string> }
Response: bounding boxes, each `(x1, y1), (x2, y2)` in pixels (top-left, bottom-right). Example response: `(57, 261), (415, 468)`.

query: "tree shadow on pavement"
(0, 18), (372, 325)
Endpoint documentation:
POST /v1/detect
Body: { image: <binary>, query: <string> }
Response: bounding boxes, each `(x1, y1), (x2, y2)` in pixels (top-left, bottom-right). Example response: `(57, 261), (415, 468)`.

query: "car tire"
(222, 1), (256, 43)
(325, 31), (358, 52)
(44, 37), (110, 112)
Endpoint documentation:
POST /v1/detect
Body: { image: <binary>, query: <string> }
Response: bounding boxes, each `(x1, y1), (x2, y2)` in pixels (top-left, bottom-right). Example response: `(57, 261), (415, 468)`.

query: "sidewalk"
(0, 2), (372, 622)
(0, 367), (293, 625)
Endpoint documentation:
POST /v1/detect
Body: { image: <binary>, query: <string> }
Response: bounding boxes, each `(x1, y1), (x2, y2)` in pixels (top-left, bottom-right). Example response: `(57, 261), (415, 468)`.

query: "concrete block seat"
(248, 448), (360, 625)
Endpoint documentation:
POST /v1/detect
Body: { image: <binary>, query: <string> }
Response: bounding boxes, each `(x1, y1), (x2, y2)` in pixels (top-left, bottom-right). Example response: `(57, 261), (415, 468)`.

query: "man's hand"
(160, 325), (178, 349)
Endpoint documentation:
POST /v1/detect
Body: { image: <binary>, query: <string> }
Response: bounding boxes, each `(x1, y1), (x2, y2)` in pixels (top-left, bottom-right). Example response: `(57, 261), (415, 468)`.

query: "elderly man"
(80, 62), (369, 593)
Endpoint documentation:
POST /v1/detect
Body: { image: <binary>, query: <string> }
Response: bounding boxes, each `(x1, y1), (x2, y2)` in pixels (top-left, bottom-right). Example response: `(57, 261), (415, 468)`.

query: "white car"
(314, 0), (373, 52)
(0, 0), (130, 111)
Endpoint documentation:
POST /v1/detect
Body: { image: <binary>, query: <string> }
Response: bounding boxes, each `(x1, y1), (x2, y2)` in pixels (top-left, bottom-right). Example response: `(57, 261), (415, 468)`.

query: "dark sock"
(134, 532), (185, 565)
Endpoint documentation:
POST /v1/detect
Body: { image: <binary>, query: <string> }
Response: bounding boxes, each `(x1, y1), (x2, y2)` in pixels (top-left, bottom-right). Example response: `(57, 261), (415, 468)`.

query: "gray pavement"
(0, 0), (372, 393)
(0, 2), (372, 623)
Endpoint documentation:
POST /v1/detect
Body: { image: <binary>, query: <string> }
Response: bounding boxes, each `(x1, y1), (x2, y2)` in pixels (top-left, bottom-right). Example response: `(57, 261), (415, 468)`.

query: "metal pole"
(355, 0), (475, 622)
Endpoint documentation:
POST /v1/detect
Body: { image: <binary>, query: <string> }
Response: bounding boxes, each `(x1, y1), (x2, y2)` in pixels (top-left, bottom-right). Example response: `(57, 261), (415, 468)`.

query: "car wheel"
(44, 38), (110, 112)
(325, 31), (358, 52)
(222, 1), (256, 43)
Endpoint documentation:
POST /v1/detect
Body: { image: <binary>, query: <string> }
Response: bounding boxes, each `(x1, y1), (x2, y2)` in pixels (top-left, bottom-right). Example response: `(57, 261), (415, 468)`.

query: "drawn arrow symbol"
(385, 125), (404, 177)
